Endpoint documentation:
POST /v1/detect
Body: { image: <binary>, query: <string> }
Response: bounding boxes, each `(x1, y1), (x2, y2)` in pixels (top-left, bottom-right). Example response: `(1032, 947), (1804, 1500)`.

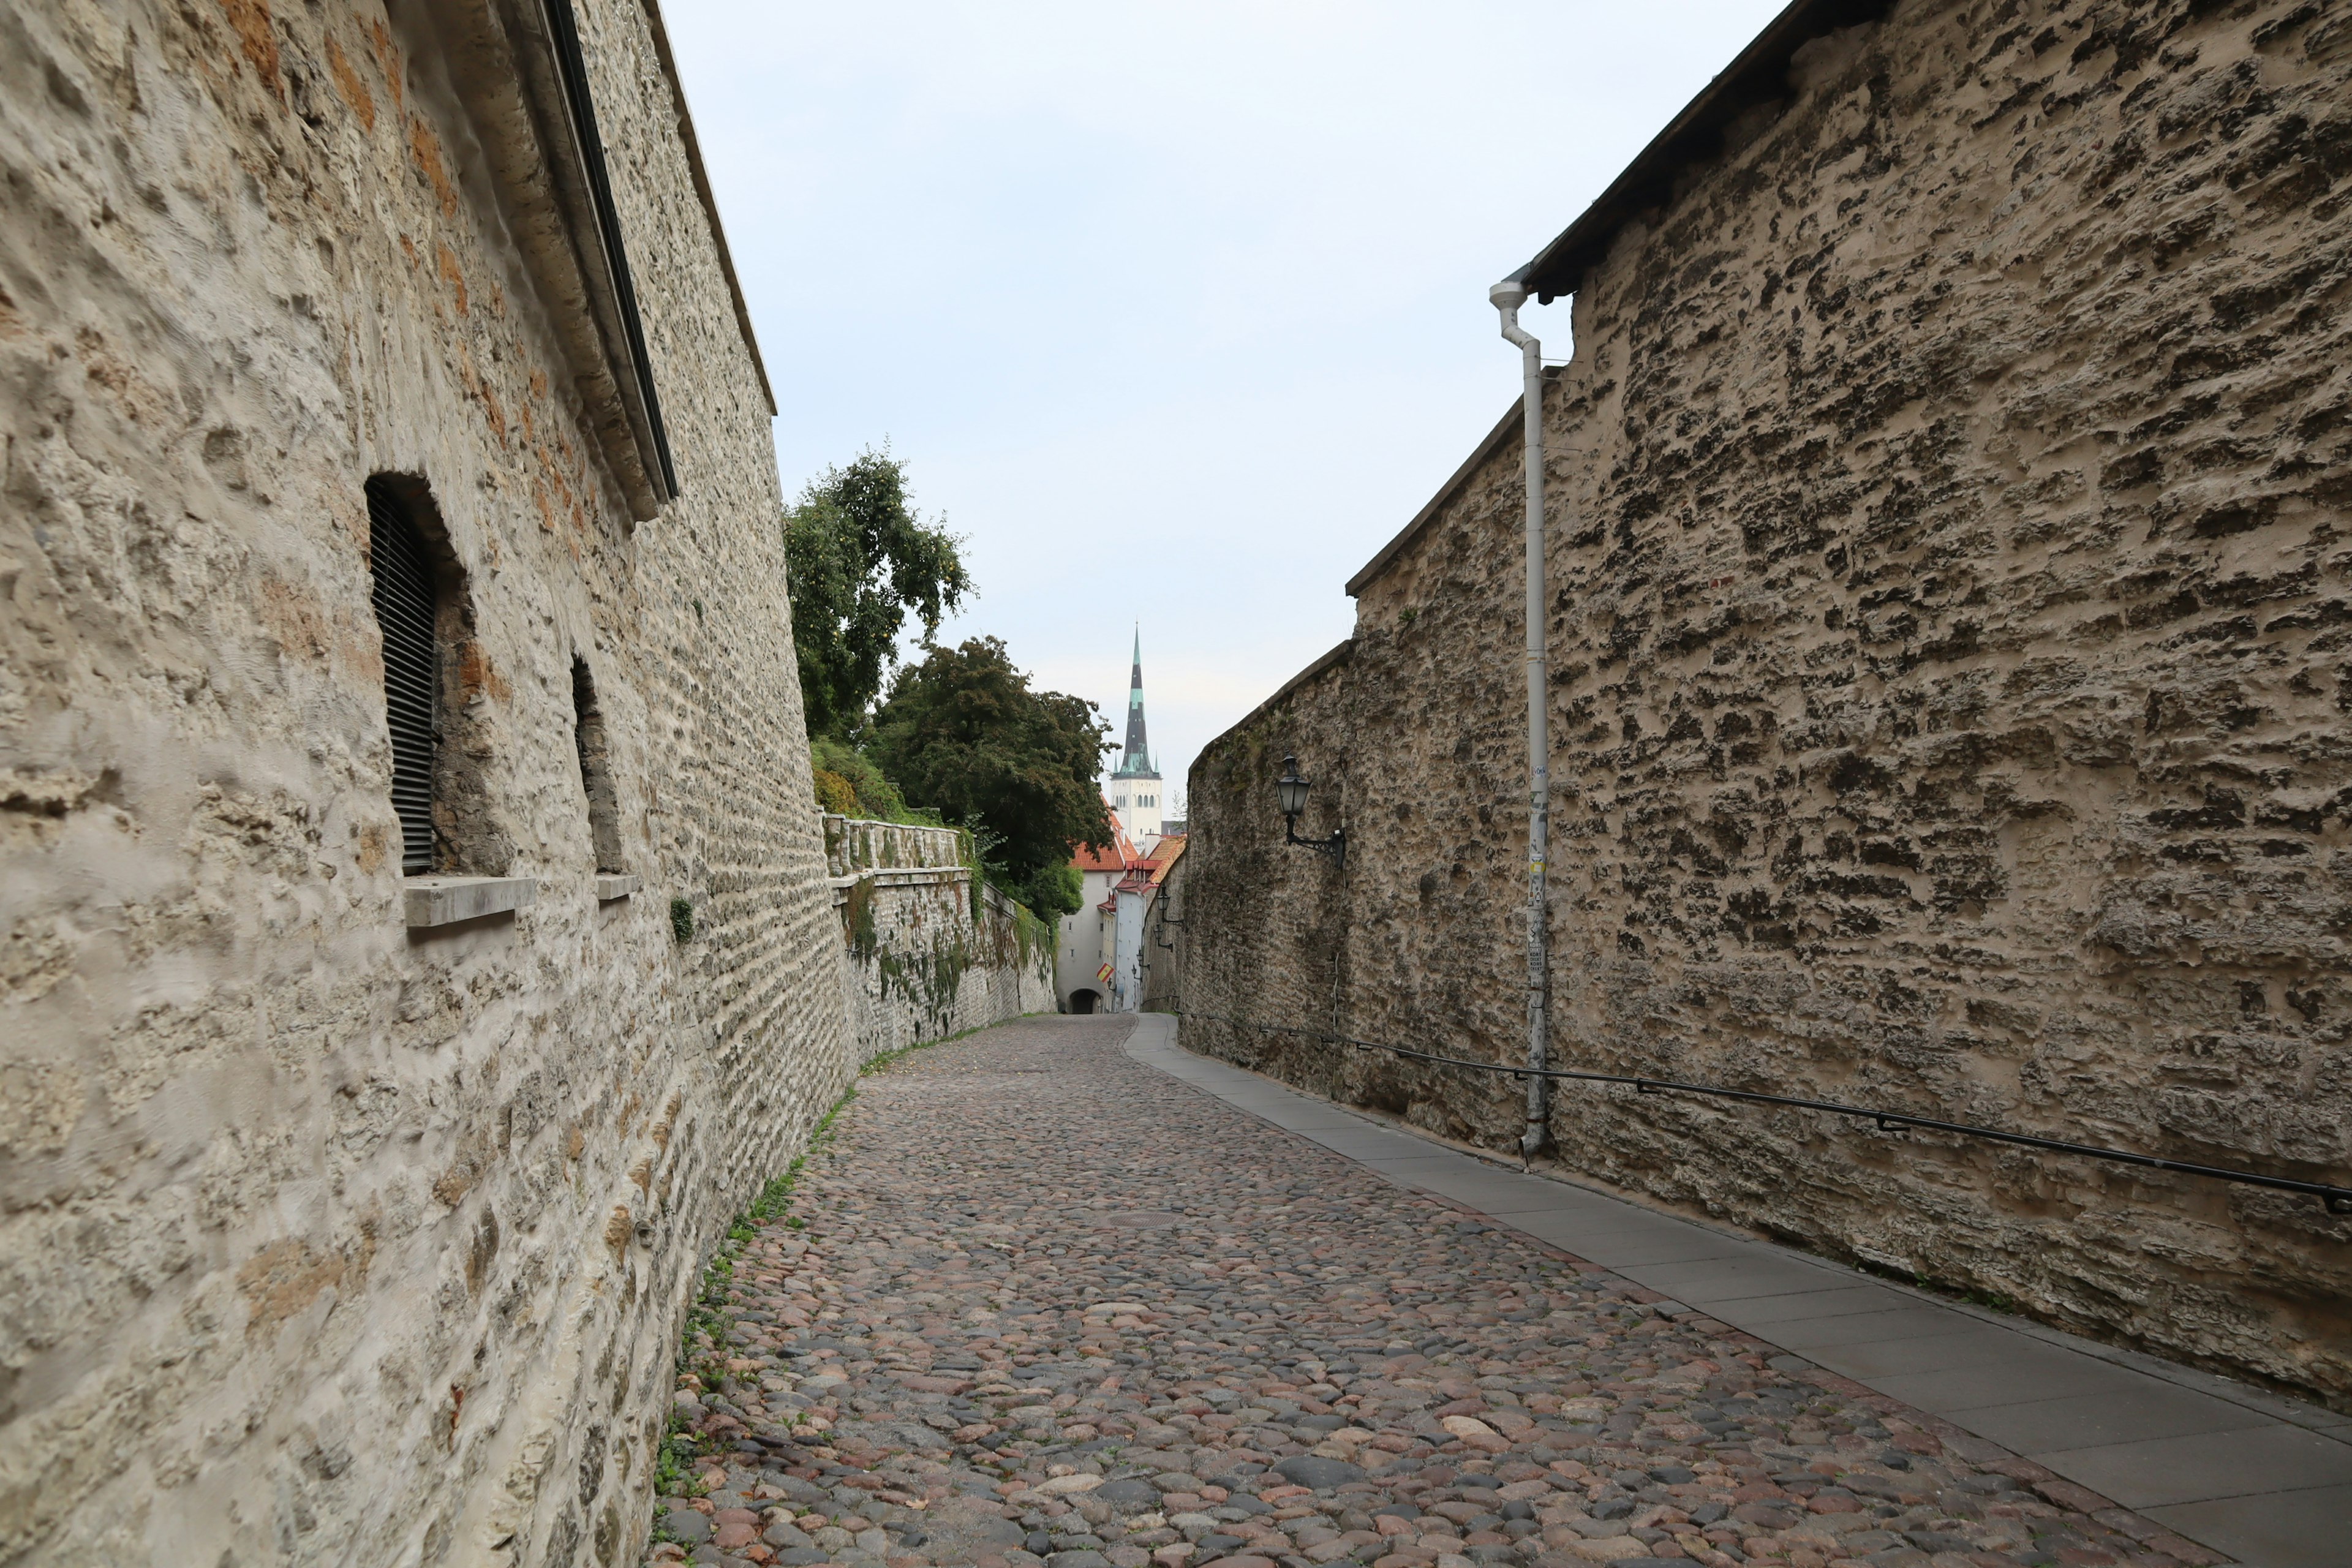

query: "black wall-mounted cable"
(1177, 1010), (2352, 1215)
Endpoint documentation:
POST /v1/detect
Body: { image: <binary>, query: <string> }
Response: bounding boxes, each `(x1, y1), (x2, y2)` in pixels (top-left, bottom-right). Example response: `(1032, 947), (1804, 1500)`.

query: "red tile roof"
(1070, 809), (1140, 873)
(1145, 835), (1186, 888)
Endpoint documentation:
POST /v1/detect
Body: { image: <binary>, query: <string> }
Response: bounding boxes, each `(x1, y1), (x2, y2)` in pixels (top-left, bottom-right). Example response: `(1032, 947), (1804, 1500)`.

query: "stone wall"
(0, 2), (853, 1565)
(1185, 0), (2352, 1410)
(1140, 855), (1188, 1015)
(824, 816), (966, 881)
(825, 815), (1057, 1057)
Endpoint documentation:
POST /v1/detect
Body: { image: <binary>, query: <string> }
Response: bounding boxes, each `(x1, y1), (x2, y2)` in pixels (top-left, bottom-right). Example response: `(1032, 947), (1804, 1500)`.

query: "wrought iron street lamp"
(1276, 754), (1344, 865)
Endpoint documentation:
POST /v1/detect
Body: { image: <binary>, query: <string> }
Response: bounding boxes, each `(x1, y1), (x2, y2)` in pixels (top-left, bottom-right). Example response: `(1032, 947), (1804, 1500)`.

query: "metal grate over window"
(366, 478), (437, 875)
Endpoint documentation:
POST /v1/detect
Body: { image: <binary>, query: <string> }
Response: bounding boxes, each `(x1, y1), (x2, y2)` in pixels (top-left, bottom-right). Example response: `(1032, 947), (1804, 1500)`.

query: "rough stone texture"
(642, 1017), (2206, 1568)
(1185, 0), (2352, 1411)
(0, 2), (851, 1565)
(826, 815), (1056, 1057)
(827, 818), (971, 881)
(1140, 856), (1188, 1017)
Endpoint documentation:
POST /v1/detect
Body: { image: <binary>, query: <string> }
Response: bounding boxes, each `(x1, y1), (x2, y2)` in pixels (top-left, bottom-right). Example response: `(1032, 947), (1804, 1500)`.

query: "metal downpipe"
(1491, 276), (1551, 1161)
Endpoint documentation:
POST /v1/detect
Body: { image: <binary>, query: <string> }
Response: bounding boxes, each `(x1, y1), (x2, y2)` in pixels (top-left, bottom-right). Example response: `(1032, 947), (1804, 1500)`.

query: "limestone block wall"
(824, 814), (963, 879)
(1185, 0), (2352, 1409)
(1140, 859), (1188, 1015)
(825, 816), (1057, 1057)
(0, 2), (852, 1566)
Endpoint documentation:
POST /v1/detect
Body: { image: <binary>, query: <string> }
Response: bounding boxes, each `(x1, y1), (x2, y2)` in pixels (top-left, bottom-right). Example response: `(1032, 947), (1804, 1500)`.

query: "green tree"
(869, 637), (1113, 919)
(1014, 862), (1086, 922)
(810, 734), (922, 823)
(784, 449), (971, 737)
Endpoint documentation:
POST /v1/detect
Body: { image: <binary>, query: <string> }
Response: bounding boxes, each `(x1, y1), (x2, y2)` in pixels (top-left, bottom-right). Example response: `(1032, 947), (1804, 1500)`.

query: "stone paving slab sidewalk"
(644, 1016), (2230, 1568)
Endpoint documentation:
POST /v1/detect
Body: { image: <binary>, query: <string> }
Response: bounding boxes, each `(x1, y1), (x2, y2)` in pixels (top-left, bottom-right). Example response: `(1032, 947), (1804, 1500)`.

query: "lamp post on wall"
(1276, 754), (1344, 866)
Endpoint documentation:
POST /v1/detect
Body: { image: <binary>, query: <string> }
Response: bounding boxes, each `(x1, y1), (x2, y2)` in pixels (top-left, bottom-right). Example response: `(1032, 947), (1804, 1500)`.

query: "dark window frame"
(367, 477), (439, 875)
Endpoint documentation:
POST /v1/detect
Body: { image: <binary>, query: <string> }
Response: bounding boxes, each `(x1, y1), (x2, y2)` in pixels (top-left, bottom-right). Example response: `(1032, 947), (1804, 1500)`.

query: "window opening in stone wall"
(572, 656), (626, 873)
(366, 474), (508, 879)
(367, 477), (439, 875)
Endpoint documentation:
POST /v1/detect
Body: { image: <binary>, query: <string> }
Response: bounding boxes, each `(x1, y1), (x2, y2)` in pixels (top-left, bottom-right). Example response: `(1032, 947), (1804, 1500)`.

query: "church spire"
(1115, 625), (1156, 778)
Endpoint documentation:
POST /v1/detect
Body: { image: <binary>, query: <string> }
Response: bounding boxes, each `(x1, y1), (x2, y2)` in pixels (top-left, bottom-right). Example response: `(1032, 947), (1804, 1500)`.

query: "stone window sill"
(595, 873), (641, 902)
(405, 875), (539, 929)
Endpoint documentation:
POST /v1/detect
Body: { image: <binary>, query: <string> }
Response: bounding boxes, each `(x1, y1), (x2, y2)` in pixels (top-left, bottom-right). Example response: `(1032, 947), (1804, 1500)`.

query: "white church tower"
(1109, 627), (1163, 847)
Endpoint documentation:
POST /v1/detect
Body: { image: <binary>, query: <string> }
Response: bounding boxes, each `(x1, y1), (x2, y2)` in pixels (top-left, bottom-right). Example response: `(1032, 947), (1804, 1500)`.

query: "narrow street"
(647, 1017), (2195, 1568)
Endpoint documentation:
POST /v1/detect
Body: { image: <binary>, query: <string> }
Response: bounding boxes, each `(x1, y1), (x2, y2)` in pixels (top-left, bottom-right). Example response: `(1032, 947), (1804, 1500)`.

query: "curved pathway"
(649, 1016), (2226, 1568)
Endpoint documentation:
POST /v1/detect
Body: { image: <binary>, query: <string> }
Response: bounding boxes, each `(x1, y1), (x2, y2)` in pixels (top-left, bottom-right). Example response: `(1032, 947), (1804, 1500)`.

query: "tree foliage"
(1014, 862), (1087, 922)
(809, 735), (932, 824)
(785, 449), (971, 737)
(869, 637), (1112, 919)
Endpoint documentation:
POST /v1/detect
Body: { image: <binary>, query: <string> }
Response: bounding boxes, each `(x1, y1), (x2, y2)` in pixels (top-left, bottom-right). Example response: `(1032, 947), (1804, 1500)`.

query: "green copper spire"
(1114, 625), (1157, 778)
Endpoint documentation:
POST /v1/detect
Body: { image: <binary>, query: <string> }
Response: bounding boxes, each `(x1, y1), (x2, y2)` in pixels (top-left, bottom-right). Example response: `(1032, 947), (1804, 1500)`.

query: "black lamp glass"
(1275, 753), (1343, 864)
(1276, 755), (1310, 819)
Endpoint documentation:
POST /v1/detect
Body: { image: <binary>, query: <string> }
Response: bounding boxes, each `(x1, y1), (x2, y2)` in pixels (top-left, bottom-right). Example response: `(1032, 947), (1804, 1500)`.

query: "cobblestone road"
(648, 1017), (2217, 1568)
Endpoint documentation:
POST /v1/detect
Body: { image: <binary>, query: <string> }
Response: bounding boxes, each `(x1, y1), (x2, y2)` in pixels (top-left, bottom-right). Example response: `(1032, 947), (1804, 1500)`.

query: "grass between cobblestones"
(642, 1017), (2222, 1568)
(656, 1019), (1045, 1523)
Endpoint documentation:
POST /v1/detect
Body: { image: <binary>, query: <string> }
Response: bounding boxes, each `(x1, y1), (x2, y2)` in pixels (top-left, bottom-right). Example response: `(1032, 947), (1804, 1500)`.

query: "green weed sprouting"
(649, 1016), (1022, 1539)
(841, 876), (879, 960)
(654, 1101), (844, 1515)
(669, 897), (695, 944)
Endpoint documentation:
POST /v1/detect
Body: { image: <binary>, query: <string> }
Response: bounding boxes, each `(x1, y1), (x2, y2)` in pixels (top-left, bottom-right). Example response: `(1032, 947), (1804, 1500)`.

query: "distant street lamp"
(1276, 754), (1344, 865)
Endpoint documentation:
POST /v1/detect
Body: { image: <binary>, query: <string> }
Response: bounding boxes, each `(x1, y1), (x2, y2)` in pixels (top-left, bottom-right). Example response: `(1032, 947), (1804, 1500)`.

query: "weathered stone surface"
(1184, 0), (2352, 1408)
(636, 1017), (2192, 1568)
(401, 872), (539, 927)
(1275, 1457), (1367, 1491)
(1096, 1479), (1166, 1510)
(0, 0), (853, 1563)
(827, 813), (1057, 1064)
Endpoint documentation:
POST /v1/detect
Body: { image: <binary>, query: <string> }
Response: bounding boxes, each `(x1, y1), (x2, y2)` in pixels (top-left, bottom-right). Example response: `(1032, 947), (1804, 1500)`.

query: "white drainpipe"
(1491, 275), (1551, 1159)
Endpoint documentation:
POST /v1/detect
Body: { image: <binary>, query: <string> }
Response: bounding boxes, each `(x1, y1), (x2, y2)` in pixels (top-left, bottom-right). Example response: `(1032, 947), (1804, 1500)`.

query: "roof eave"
(1191, 637), (1355, 774)
(1343, 0), (1901, 598)
(1518, 0), (1896, 301)
(636, 0), (778, 417)
(440, 0), (676, 520)
(1344, 388), (1546, 598)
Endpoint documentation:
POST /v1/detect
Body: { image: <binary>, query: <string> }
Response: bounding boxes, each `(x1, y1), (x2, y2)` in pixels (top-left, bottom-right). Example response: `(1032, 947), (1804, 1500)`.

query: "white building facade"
(1058, 633), (1191, 1012)
(1053, 821), (1134, 1014)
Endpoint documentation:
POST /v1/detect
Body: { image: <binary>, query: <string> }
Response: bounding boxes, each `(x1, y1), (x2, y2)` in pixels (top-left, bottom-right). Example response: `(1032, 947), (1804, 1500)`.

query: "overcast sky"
(661, 0), (1788, 810)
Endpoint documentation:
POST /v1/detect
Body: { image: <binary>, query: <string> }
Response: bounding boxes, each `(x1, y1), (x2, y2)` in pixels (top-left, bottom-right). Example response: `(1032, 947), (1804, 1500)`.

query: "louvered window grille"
(366, 479), (438, 875)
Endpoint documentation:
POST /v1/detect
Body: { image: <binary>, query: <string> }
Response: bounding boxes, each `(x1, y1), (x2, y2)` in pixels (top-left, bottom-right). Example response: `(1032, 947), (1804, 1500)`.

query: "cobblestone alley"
(647, 1017), (2218, 1568)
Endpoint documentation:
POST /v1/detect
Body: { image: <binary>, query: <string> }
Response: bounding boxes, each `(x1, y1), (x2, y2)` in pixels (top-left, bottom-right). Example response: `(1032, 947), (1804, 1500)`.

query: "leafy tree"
(785, 449), (971, 737)
(869, 637), (1112, 919)
(809, 734), (932, 823)
(1014, 862), (1086, 922)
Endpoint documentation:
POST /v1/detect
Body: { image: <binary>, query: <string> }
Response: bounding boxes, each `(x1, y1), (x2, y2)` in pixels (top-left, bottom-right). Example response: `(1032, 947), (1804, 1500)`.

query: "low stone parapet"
(826, 816), (1055, 1055)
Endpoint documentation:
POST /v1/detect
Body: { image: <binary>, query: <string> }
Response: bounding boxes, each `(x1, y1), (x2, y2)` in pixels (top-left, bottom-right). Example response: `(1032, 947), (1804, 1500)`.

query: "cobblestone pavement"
(647, 1017), (2222, 1568)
